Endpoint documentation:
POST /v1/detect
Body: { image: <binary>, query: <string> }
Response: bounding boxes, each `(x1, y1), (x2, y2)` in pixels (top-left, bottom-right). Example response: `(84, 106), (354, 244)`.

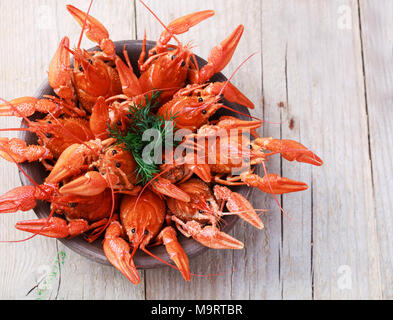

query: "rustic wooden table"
(0, 0), (391, 300)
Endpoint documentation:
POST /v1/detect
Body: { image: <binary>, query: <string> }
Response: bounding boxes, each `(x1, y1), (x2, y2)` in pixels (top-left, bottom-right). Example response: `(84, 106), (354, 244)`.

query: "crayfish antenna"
(196, 52), (261, 121)
(68, 0), (117, 60)
(76, 0), (94, 50)
(141, 245), (185, 273)
(137, 0), (182, 48)
(215, 51), (258, 110)
(0, 208), (57, 243)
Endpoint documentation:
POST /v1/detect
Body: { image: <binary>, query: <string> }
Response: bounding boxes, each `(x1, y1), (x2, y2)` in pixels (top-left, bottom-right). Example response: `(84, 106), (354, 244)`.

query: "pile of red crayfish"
(0, 1), (322, 284)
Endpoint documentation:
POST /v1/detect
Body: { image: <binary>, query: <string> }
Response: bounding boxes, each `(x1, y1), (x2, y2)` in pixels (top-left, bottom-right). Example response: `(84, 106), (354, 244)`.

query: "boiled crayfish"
(0, 0), (323, 285)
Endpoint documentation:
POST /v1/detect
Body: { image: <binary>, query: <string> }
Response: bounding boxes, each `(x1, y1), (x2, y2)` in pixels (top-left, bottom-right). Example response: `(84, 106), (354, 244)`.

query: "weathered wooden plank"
(281, 0), (381, 299)
(0, 0), (60, 300)
(261, 0), (314, 300)
(0, 0), (145, 299)
(358, 0), (393, 299)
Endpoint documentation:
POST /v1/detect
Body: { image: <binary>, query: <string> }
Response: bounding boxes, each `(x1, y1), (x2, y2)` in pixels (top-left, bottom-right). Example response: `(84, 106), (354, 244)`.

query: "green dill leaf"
(108, 90), (179, 186)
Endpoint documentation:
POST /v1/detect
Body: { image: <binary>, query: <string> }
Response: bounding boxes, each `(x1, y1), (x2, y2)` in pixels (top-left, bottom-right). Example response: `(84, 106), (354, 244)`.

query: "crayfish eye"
(46, 133), (52, 138)
(202, 109), (207, 115)
(198, 97), (204, 103)
(181, 61), (186, 67)
(112, 149), (117, 156)
(116, 162), (121, 168)
(248, 144), (253, 149)
(116, 120), (122, 126)
(171, 55), (176, 60)
(144, 230), (148, 235)
(79, 65), (83, 72)
(131, 228), (136, 234)
(69, 203), (77, 208)
(87, 59), (93, 65)
(198, 209), (204, 214)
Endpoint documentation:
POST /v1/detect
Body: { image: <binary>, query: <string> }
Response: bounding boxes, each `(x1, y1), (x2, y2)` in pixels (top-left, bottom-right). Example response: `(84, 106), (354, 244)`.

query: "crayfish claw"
(195, 25), (244, 84)
(173, 218), (244, 250)
(15, 217), (90, 238)
(150, 10), (215, 55)
(48, 37), (74, 101)
(115, 56), (143, 98)
(151, 178), (191, 202)
(0, 138), (53, 164)
(193, 224), (244, 250)
(66, 5), (115, 59)
(0, 185), (53, 214)
(59, 171), (108, 197)
(208, 82), (255, 109)
(158, 226), (191, 281)
(215, 116), (262, 131)
(213, 185), (263, 230)
(242, 173), (308, 194)
(0, 97), (59, 118)
(255, 137), (323, 166)
(103, 221), (140, 284)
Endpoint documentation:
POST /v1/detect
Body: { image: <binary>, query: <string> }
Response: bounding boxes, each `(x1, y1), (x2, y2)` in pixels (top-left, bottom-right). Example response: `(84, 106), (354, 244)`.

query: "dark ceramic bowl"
(18, 40), (254, 268)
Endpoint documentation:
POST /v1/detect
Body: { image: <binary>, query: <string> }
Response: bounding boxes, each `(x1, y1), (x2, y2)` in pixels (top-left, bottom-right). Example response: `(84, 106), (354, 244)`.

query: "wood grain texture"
(288, 0), (381, 299)
(261, 0), (314, 300)
(0, 0), (59, 300)
(0, 0), (391, 300)
(359, 0), (393, 299)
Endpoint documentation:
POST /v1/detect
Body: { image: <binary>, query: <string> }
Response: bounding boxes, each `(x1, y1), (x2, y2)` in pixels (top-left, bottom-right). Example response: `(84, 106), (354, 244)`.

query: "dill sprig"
(108, 91), (178, 185)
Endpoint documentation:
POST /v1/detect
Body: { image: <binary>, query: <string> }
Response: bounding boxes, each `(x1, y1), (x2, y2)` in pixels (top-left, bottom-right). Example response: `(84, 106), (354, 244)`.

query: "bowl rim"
(18, 39), (255, 269)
